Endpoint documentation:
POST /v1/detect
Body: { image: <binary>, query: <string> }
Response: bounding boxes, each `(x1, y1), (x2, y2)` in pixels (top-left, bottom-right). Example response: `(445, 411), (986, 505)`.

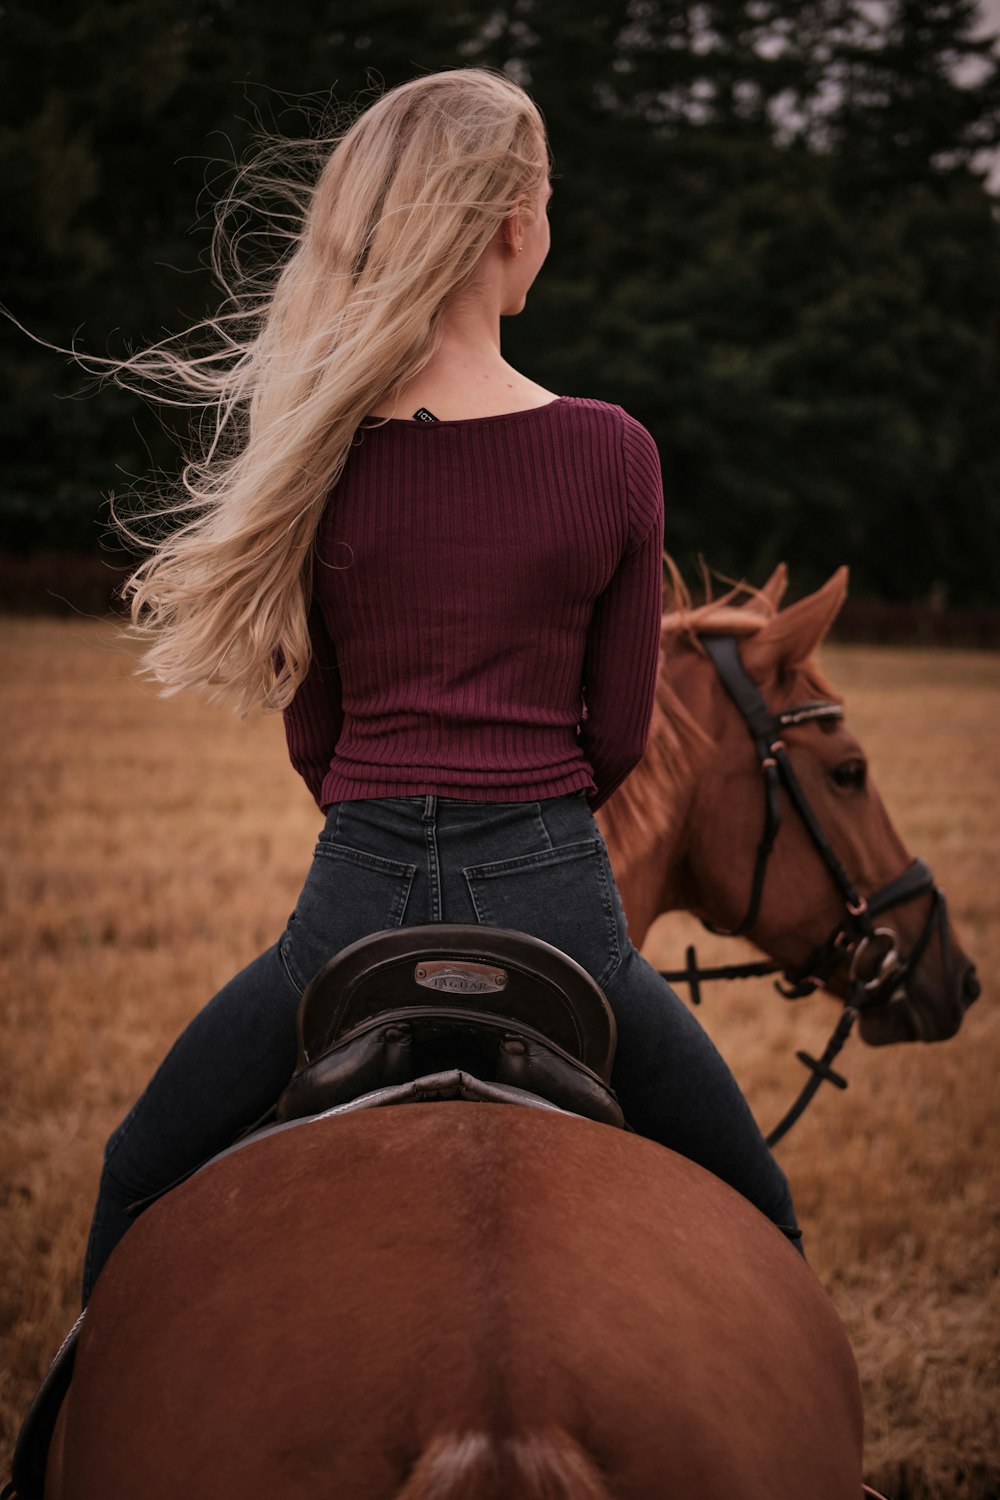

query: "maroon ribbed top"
(282, 396), (664, 812)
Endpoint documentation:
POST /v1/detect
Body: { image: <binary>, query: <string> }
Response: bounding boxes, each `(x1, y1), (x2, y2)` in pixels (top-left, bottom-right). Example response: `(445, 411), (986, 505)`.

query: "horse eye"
(831, 759), (866, 791)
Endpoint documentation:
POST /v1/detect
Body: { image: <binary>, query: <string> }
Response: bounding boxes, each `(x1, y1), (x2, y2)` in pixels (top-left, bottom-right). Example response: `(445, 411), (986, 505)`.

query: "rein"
(658, 633), (945, 1148)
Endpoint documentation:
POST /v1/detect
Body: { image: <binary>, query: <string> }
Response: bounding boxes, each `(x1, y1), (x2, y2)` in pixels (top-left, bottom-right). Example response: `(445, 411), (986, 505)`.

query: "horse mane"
(601, 560), (838, 867)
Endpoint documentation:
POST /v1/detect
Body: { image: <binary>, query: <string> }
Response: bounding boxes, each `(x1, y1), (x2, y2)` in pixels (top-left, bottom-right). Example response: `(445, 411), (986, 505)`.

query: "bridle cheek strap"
(698, 635), (855, 937)
(657, 634), (945, 1148)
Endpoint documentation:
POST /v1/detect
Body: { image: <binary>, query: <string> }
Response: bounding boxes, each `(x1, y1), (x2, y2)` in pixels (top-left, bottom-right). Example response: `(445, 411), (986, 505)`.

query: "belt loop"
(422, 794), (436, 822)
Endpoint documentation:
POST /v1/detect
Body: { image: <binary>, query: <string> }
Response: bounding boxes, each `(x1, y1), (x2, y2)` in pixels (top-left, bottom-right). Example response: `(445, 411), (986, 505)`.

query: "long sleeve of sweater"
(579, 413), (665, 812)
(283, 600), (343, 807)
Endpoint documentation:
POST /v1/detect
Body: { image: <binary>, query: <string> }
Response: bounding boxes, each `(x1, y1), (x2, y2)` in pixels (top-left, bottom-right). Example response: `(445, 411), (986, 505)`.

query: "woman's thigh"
(101, 942), (302, 1200)
(101, 803), (423, 1192)
(605, 946), (796, 1227)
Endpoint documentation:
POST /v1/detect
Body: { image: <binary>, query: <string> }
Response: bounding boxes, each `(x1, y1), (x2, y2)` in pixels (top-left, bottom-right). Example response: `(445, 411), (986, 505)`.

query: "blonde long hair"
(110, 68), (549, 714)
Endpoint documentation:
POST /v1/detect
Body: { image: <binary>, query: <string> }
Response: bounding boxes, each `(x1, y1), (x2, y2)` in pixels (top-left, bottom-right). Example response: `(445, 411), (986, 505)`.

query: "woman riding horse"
(82, 65), (800, 1301)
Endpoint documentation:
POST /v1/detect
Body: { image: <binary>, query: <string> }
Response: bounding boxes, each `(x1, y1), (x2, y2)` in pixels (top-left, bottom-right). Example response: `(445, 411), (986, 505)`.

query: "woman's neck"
(369, 287), (557, 421)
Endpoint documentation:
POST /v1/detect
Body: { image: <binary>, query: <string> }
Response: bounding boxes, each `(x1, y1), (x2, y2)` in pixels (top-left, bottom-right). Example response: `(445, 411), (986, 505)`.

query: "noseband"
(659, 633), (948, 1147)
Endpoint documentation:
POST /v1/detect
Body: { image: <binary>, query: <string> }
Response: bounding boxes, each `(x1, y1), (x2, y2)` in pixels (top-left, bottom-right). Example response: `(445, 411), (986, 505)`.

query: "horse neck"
(599, 644), (715, 947)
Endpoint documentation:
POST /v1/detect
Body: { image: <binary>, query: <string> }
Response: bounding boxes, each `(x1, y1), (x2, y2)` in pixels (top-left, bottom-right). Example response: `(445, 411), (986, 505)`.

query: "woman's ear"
(500, 197), (526, 256)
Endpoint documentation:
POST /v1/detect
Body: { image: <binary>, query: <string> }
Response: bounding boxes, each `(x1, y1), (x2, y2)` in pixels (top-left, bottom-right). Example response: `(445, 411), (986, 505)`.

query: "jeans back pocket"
(279, 842), (417, 996)
(463, 838), (622, 990)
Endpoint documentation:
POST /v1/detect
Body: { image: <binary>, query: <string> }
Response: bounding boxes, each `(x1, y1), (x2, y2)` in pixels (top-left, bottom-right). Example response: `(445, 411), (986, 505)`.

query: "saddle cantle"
(276, 924), (624, 1129)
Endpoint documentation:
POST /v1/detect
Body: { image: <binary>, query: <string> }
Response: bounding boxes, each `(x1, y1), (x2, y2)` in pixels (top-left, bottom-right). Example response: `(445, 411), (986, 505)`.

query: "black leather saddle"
(276, 924), (624, 1129)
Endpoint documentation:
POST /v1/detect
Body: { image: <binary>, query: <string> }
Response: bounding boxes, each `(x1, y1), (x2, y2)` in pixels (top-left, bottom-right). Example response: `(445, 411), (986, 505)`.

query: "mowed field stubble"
(1, 615), (997, 1498)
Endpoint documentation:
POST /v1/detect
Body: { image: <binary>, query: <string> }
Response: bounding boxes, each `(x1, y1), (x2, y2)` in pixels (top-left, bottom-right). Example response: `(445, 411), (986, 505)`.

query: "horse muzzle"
(858, 954), (980, 1046)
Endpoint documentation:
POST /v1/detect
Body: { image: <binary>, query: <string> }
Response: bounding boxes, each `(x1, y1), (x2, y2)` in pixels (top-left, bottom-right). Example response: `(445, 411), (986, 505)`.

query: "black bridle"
(659, 633), (948, 1147)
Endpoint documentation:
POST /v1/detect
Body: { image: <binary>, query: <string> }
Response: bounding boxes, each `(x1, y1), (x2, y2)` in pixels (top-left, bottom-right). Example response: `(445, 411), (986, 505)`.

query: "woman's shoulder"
(561, 401), (663, 545)
(560, 396), (658, 444)
(560, 398), (661, 473)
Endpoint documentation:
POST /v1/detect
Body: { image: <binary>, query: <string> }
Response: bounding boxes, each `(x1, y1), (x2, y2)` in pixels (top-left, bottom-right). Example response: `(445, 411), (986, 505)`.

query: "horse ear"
(759, 563), (788, 610)
(740, 563), (789, 622)
(745, 567), (849, 677)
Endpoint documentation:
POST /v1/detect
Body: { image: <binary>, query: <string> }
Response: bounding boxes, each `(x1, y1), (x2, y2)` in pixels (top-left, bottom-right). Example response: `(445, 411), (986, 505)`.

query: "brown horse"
(45, 1108), (863, 1499)
(600, 565), (977, 1046)
(33, 566), (970, 1499)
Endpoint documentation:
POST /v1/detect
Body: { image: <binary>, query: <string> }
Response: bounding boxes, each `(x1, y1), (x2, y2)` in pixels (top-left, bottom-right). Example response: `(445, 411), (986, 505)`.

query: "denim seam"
(531, 800), (554, 851)
(592, 849), (623, 987)
(424, 815), (441, 922)
(462, 837), (602, 881)
(390, 865), (418, 926)
(278, 929), (306, 996)
(598, 946), (627, 991)
(312, 842), (417, 879)
(101, 1082), (152, 1165)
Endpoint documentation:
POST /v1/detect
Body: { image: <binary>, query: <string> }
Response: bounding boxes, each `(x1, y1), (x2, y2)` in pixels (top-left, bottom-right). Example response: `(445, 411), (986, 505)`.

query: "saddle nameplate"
(414, 960), (507, 995)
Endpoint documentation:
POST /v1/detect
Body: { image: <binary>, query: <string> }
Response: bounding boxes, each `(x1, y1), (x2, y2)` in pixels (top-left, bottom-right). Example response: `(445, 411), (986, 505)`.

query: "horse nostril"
(963, 966), (981, 1003)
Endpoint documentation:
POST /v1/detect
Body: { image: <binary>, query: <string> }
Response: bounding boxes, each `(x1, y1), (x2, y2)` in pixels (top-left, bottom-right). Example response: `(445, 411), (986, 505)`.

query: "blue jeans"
(83, 793), (799, 1300)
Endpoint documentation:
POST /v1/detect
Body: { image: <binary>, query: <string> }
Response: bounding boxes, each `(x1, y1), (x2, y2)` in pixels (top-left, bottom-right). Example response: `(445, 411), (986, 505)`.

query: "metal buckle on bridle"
(849, 928), (902, 992)
(657, 633), (942, 1148)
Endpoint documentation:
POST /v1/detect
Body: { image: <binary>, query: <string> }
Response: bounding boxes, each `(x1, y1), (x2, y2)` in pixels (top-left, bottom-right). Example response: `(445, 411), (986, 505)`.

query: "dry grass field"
(1, 616), (997, 1497)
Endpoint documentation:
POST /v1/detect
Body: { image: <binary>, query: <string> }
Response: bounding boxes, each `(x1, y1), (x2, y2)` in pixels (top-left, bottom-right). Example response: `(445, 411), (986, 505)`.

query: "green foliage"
(2, 0), (998, 602)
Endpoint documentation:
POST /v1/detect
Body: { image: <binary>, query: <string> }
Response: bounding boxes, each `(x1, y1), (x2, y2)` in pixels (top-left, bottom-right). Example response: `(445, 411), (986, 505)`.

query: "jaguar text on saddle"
(599, 565), (979, 1059)
(28, 932), (862, 1500)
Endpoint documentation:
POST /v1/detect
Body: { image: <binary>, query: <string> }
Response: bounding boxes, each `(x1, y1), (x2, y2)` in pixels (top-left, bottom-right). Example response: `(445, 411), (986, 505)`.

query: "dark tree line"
(2, 0), (999, 604)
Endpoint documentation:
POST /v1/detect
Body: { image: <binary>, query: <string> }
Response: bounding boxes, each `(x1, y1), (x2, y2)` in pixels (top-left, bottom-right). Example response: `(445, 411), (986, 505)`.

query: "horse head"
(601, 565), (979, 1046)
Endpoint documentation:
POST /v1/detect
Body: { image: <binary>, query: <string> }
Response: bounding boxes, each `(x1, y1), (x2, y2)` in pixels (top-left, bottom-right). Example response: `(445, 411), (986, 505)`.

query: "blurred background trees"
(2, 0), (999, 605)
